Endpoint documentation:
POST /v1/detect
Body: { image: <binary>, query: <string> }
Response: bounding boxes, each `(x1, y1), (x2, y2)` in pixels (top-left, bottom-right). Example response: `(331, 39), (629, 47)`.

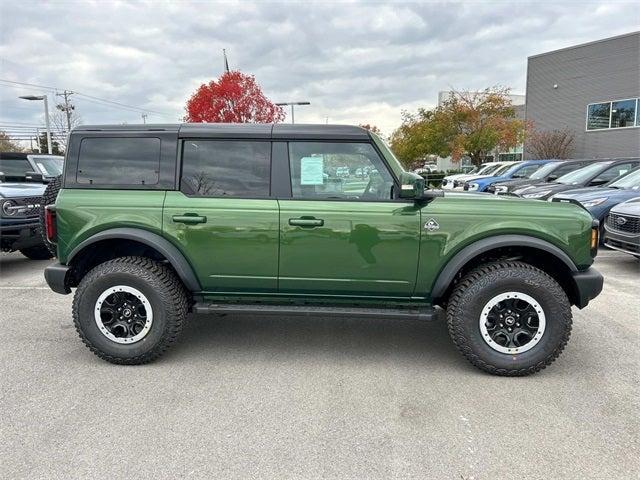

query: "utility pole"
(56, 90), (75, 131)
(141, 113), (148, 124)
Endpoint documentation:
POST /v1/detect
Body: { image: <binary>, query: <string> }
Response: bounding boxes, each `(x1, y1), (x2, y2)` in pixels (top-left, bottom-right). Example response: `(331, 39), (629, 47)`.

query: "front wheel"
(447, 261), (572, 376)
(72, 256), (188, 364)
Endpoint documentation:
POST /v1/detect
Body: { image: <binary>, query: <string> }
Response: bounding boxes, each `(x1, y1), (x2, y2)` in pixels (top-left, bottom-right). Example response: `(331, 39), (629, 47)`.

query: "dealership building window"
(587, 98), (638, 130)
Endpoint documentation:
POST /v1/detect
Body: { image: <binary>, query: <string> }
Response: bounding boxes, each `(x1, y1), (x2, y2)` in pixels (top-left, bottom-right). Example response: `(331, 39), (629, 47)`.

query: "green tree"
(391, 87), (526, 167)
(36, 132), (63, 155)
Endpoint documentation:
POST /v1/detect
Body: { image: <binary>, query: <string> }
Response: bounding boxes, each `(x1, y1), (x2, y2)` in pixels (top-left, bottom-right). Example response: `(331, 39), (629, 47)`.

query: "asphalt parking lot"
(1, 250), (638, 479)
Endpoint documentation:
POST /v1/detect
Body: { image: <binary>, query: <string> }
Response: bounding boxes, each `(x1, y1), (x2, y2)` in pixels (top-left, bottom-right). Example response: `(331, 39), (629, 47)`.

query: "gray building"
(524, 32), (640, 159)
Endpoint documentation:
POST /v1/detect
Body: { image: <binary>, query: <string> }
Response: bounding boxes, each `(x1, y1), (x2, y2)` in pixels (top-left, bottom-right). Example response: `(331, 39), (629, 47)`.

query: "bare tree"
(526, 127), (575, 159)
(50, 110), (82, 152)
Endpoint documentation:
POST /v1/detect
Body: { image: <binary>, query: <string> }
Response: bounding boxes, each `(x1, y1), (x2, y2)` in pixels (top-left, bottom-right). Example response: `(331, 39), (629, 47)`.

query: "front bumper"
(0, 218), (42, 251)
(44, 262), (72, 294)
(603, 226), (640, 257)
(572, 267), (604, 309)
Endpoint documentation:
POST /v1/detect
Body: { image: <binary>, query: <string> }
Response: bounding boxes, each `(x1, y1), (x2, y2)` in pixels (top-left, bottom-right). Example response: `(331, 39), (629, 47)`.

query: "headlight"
(2, 199), (18, 216)
(523, 190), (552, 199)
(581, 197), (608, 208)
(468, 183), (479, 191)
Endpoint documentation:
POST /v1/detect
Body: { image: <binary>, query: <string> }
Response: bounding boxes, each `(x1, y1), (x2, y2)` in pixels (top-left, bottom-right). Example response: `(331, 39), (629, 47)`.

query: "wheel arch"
(431, 235), (580, 306)
(67, 228), (201, 292)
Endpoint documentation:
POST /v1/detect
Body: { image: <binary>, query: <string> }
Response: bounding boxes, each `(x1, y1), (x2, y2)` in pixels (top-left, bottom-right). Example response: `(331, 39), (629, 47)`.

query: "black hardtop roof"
(0, 152), (29, 159)
(72, 123), (371, 141)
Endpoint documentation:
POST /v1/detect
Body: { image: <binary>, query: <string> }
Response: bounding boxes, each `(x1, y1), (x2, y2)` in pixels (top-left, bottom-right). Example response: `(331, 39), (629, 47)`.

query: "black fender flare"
(431, 234), (577, 302)
(67, 228), (201, 291)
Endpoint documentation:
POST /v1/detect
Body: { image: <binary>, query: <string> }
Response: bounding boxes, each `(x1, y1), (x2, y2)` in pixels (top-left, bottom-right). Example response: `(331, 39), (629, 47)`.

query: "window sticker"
(300, 156), (324, 185)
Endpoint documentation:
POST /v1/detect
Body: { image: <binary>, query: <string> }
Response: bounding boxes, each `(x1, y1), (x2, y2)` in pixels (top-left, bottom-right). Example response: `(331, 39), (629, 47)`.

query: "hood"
(443, 173), (469, 181)
(553, 187), (640, 202)
(517, 182), (572, 199)
(495, 178), (540, 188)
(460, 173), (498, 182)
(611, 197), (640, 216)
(552, 186), (617, 200)
(0, 182), (46, 198)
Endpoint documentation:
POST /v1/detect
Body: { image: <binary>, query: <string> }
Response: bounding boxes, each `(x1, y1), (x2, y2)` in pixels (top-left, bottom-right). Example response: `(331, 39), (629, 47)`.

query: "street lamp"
(275, 101), (310, 124)
(19, 95), (52, 154)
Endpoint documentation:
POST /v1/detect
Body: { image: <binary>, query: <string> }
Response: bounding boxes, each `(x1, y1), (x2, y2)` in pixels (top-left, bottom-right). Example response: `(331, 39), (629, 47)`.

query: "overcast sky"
(1, 0), (638, 140)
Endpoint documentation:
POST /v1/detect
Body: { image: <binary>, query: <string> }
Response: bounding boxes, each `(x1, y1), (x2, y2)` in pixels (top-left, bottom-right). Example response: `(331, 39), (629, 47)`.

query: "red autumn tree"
(184, 71), (285, 123)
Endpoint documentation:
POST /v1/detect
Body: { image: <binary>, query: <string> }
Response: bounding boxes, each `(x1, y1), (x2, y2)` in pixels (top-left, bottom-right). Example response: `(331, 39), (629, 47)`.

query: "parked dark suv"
(0, 152), (63, 259)
(604, 198), (640, 257)
(43, 124), (603, 375)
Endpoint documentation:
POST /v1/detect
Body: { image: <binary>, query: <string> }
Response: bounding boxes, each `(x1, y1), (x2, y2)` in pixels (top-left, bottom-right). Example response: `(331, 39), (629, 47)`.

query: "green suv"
(43, 124), (603, 375)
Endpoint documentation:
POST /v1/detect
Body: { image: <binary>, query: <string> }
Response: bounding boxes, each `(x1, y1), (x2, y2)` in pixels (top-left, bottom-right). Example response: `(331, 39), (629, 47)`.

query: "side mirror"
(547, 175), (558, 182)
(25, 171), (44, 182)
(589, 179), (608, 186)
(399, 172), (426, 199)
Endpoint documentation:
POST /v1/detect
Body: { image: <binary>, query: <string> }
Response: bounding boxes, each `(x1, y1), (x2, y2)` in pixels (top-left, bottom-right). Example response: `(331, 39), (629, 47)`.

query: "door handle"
(172, 214), (207, 225)
(289, 217), (324, 227)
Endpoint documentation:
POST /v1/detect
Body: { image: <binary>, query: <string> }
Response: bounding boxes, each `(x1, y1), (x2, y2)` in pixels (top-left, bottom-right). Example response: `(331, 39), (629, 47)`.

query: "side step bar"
(193, 303), (442, 321)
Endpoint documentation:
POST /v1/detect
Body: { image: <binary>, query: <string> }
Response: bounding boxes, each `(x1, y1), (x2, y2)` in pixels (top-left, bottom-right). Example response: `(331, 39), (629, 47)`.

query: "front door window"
(288, 142), (394, 200)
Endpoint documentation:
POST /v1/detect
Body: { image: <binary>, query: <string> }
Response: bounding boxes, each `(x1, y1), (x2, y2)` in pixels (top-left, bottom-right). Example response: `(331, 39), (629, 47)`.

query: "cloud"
(0, 0), (638, 137)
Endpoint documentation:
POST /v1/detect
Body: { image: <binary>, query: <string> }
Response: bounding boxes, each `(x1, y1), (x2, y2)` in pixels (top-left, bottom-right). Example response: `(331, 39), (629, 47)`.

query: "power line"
(0, 78), (176, 118)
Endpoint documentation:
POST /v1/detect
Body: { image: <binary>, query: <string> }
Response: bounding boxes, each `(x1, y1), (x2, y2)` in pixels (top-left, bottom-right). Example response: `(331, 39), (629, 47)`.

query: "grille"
(607, 213), (640, 234)
(2, 196), (42, 218)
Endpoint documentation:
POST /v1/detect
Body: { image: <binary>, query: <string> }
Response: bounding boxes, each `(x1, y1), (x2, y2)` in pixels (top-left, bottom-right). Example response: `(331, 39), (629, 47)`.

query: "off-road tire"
(19, 244), (53, 260)
(39, 175), (62, 256)
(447, 261), (572, 376)
(72, 256), (188, 365)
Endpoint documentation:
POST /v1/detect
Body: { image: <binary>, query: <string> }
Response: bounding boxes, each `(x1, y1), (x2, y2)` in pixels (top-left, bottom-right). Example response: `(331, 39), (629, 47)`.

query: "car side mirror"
(547, 175), (558, 182)
(25, 171), (44, 182)
(399, 172), (426, 199)
(589, 179), (608, 186)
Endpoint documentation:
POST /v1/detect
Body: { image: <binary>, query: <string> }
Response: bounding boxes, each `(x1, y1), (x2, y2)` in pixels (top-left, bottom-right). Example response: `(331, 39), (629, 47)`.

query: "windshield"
(529, 162), (561, 180)
(0, 158), (32, 176)
(556, 162), (610, 185)
(492, 164), (513, 176)
(370, 133), (404, 180)
(473, 163), (495, 175)
(609, 167), (640, 190)
(30, 155), (64, 176)
(480, 163), (504, 175)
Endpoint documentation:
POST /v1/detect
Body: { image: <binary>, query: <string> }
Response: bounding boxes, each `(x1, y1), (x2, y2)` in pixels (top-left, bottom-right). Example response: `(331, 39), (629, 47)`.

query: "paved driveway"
(1, 250), (638, 479)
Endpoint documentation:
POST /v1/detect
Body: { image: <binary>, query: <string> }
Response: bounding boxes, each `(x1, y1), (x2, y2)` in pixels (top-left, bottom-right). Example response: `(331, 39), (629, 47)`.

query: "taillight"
(45, 206), (57, 243)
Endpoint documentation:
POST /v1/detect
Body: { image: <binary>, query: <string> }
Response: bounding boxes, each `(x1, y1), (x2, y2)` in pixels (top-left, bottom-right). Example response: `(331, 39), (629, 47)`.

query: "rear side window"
(77, 137), (160, 185)
(181, 140), (271, 197)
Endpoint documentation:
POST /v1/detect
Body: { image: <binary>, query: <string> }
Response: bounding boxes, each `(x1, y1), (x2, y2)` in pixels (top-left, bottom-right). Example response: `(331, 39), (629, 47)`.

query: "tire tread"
(446, 261), (572, 376)
(72, 256), (188, 365)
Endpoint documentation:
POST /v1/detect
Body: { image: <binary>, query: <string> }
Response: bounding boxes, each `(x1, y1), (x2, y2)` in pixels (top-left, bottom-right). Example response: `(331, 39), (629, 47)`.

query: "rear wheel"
(72, 256), (188, 364)
(19, 245), (53, 260)
(447, 261), (572, 376)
